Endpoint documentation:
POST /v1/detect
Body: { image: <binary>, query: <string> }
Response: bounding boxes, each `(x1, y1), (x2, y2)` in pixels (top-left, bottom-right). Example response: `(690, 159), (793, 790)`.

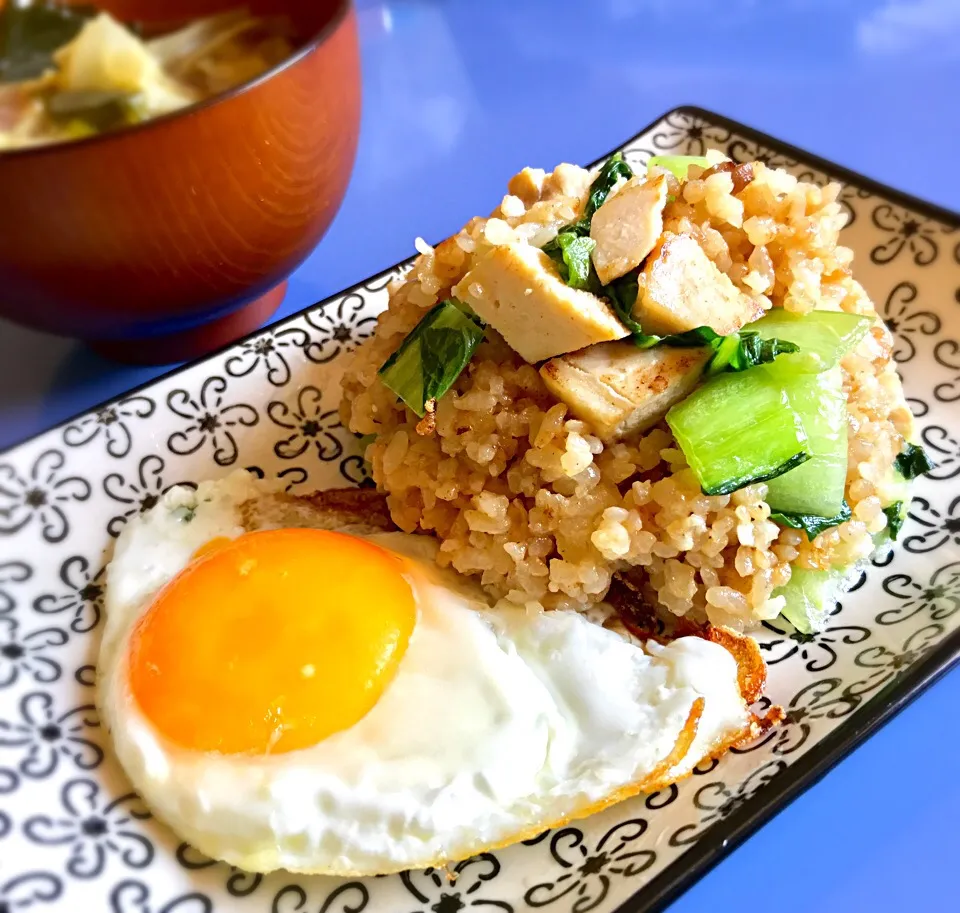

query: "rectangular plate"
(1, 107), (958, 913)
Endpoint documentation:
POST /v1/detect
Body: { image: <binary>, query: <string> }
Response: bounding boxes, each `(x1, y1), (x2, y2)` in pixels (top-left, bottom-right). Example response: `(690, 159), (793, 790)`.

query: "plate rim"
(2, 105), (959, 913)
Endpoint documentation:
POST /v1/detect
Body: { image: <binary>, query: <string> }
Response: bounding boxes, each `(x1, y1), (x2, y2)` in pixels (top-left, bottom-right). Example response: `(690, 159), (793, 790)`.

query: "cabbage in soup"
(0, 3), (296, 150)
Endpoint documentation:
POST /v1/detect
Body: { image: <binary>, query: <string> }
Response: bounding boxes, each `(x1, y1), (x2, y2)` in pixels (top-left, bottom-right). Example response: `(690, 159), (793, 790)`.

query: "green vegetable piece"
(894, 443), (934, 480)
(647, 155), (711, 181)
(583, 151), (633, 220)
(882, 500), (906, 540)
(543, 232), (597, 290)
(764, 366), (848, 517)
(0, 1), (97, 83)
(747, 309), (871, 373)
(612, 316), (799, 375)
(666, 368), (811, 496)
(378, 300), (486, 418)
(45, 88), (139, 133)
(770, 501), (852, 541)
(775, 567), (849, 634)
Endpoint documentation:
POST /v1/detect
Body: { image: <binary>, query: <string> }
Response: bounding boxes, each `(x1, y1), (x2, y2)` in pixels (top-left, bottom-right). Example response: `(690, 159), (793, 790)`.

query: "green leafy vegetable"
(647, 155), (711, 181)
(541, 152), (633, 267)
(543, 232), (597, 290)
(0, 1), (97, 83)
(765, 367), (848, 517)
(770, 501), (852, 540)
(666, 368), (811, 496)
(746, 309), (871, 372)
(603, 305), (799, 376)
(44, 88), (142, 132)
(882, 501), (906, 540)
(894, 443), (934, 480)
(378, 299), (486, 418)
(774, 567), (851, 634)
(583, 151), (633, 220)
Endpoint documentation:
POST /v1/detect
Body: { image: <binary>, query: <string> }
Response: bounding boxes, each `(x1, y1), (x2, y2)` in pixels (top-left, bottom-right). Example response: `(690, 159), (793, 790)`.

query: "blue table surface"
(2, 1), (959, 909)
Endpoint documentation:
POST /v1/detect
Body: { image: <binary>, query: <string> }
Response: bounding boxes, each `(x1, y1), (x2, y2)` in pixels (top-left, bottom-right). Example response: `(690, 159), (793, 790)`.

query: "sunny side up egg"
(98, 471), (755, 877)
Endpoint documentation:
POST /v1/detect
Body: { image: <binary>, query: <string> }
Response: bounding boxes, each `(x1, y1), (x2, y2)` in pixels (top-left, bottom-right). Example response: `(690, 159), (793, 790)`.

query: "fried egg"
(98, 471), (755, 876)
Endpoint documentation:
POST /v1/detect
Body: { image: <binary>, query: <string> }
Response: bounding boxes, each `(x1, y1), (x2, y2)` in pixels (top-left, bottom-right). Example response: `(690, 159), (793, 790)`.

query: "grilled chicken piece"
(454, 243), (629, 364)
(589, 174), (668, 285)
(540, 341), (711, 441)
(636, 234), (765, 336)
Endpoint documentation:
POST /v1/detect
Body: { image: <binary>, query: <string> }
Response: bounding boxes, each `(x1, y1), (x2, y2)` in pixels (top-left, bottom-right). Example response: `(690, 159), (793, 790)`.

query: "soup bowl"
(0, 0), (360, 363)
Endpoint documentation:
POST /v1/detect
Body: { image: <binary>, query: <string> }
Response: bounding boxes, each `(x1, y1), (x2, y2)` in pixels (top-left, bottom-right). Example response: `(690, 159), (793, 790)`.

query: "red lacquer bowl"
(0, 0), (360, 363)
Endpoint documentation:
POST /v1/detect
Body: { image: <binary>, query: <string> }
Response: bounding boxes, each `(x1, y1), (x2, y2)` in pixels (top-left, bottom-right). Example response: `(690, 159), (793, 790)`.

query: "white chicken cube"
(636, 233), (765, 336)
(540, 341), (710, 441)
(589, 174), (668, 285)
(454, 243), (629, 363)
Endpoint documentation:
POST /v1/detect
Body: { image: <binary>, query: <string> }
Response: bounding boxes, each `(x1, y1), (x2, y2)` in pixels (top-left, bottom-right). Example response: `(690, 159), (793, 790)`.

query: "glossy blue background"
(1, 1), (958, 910)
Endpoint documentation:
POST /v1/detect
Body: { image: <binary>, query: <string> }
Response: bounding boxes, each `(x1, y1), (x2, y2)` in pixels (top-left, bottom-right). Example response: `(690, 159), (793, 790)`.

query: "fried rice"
(340, 153), (914, 628)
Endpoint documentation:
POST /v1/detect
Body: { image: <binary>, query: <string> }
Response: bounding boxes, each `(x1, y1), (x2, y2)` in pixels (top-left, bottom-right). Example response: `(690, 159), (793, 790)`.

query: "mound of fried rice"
(340, 154), (913, 628)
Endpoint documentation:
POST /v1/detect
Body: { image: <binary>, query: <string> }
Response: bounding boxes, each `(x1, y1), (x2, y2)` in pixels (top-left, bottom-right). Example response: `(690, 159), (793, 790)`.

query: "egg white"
(98, 471), (751, 875)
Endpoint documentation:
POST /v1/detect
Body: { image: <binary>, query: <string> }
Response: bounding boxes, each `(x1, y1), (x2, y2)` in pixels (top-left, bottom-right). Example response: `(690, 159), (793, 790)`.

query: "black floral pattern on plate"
(760, 602), (870, 672)
(0, 766), (15, 839)
(0, 449), (91, 544)
(668, 761), (786, 846)
(733, 683), (850, 757)
(879, 281), (940, 363)
(0, 872), (63, 911)
(167, 376), (258, 467)
(870, 203), (941, 266)
(903, 495), (960, 554)
(920, 425), (960, 480)
(23, 778), (153, 879)
(0, 618), (66, 689)
(340, 454), (373, 488)
(837, 184), (872, 229)
(267, 386), (344, 462)
(525, 820), (656, 913)
(879, 561), (960, 626)
(649, 111), (730, 156)
(33, 556), (105, 634)
(725, 139), (819, 183)
(402, 853), (512, 912)
(304, 292), (378, 364)
(62, 396), (155, 460)
(0, 560), (31, 615)
(110, 879), (212, 913)
(846, 624), (946, 697)
(103, 454), (168, 538)
(271, 881), (369, 913)
(224, 326), (311, 387)
(0, 691), (100, 779)
(933, 338), (960, 403)
(174, 843), (262, 898)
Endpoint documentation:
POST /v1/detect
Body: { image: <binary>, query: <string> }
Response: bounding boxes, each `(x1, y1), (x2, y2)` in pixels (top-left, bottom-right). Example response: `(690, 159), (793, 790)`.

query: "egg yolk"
(127, 529), (416, 755)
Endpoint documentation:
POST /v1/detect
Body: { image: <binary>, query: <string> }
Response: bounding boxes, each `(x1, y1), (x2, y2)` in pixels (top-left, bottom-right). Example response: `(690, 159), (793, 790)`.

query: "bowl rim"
(0, 0), (353, 161)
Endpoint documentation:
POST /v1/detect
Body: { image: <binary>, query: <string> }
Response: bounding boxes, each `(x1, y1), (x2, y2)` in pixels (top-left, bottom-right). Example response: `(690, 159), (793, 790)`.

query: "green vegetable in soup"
(0, 1), (96, 83)
(378, 300), (486, 418)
